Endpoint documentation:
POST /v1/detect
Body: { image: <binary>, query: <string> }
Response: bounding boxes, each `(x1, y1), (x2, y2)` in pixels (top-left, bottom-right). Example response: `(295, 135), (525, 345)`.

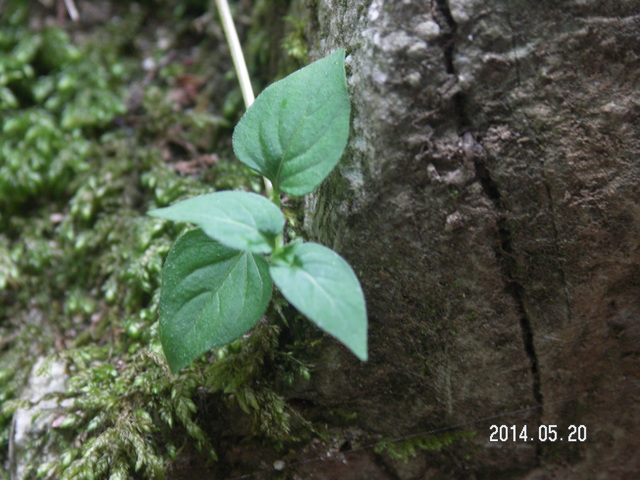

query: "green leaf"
(159, 229), (273, 372)
(148, 191), (284, 254)
(269, 242), (367, 360)
(233, 49), (351, 196)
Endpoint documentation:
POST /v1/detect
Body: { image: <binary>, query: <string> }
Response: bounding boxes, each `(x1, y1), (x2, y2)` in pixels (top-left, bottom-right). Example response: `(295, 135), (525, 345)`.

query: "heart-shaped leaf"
(269, 241), (367, 360)
(148, 191), (284, 254)
(232, 49), (351, 196)
(159, 229), (273, 372)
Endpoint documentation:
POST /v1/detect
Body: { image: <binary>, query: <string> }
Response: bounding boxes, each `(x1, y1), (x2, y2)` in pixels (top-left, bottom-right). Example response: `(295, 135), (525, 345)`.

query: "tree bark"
(279, 0), (640, 478)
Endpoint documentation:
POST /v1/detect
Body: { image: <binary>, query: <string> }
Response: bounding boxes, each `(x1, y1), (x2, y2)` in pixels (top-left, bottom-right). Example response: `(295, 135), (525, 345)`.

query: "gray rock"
(10, 358), (70, 479)
(289, 0), (640, 477)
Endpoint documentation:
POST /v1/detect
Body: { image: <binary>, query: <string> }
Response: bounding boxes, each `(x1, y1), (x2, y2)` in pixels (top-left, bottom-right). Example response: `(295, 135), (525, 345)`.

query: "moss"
(0, 8), (212, 473)
(374, 430), (476, 463)
(203, 303), (316, 445)
(22, 350), (216, 480)
(1, 2), (316, 478)
(282, 16), (309, 65)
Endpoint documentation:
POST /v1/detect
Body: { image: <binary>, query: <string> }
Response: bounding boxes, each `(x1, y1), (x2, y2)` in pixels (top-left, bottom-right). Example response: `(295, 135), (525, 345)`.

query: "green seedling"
(149, 50), (368, 372)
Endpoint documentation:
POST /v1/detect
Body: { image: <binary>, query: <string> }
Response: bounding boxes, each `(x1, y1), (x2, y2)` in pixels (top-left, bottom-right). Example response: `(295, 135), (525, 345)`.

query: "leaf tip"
(147, 208), (164, 218)
(350, 337), (368, 362)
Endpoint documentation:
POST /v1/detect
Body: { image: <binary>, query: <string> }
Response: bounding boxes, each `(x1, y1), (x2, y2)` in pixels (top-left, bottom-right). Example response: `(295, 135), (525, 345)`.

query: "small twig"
(63, 0), (79, 21)
(212, 0), (274, 199)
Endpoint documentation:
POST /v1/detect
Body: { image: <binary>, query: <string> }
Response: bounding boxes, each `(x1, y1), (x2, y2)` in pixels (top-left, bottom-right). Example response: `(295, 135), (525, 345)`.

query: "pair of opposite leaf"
(148, 50), (368, 373)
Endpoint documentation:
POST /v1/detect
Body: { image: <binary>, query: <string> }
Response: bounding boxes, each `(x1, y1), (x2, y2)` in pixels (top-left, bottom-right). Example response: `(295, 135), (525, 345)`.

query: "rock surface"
(11, 357), (70, 479)
(285, 0), (640, 478)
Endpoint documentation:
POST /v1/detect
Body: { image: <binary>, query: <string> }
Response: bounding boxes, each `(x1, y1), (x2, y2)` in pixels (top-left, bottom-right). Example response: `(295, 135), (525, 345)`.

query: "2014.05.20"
(489, 424), (587, 442)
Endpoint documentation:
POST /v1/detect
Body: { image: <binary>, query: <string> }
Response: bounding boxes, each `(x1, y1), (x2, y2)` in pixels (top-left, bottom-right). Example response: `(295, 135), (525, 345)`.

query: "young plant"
(149, 50), (367, 372)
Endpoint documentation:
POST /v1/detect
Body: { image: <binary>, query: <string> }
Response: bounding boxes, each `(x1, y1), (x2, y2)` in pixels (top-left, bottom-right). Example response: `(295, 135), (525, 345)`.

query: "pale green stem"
(213, 0), (253, 107)
(213, 0), (275, 200)
(63, 0), (79, 21)
(274, 232), (284, 251)
(269, 186), (282, 208)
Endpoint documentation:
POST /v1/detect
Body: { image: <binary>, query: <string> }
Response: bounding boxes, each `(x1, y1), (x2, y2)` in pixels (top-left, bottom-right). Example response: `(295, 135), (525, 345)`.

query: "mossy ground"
(0, 1), (313, 478)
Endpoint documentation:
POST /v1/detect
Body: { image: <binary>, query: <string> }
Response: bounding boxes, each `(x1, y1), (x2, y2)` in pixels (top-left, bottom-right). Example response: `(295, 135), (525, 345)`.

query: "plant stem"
(213, 0), (254, 107)
(213, 0), (275, 200)
(63, 0), (79, 21)
(269, 186), (282, 209)
(274, 232), (284, 251)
